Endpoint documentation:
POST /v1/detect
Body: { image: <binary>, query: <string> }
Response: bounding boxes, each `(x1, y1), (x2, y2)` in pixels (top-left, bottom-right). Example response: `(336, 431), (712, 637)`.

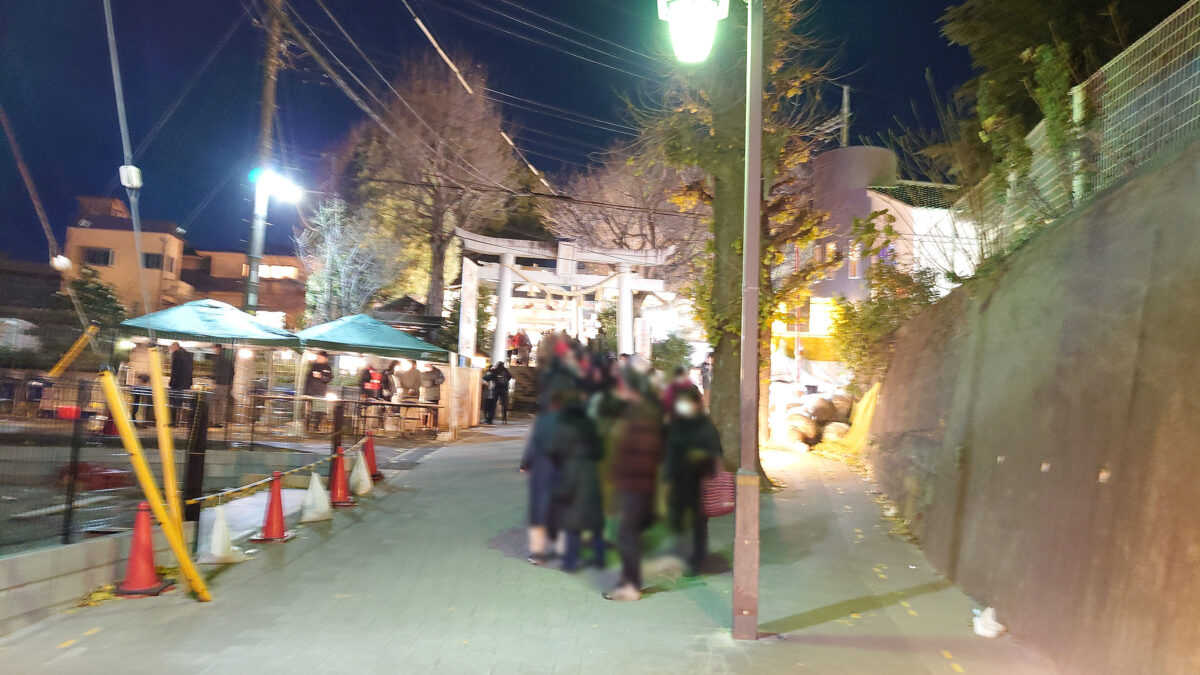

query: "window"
(246, 264), (299, 280)
(848, 243), (863, 279)
(165, 256), (175, 273)
(823, 242), (838, 279)
(83, 247), (114, 267)
(142, 253), (163, 269)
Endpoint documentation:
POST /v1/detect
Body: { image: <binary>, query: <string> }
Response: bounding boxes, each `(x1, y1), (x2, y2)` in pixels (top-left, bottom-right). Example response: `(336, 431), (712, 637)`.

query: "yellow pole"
(146, 346), (186, 588)
(98, 370), (212, 602)
(48, 324), (99, 378)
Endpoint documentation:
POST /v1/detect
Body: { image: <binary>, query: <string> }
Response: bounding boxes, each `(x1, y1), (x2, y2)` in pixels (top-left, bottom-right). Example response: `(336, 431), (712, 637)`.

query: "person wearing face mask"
(661, 364), (700, 413)
(664, 387), (723, 575)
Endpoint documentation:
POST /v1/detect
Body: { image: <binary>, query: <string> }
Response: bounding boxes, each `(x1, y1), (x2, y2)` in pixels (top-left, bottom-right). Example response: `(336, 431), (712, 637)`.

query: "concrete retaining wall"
(0, 523), (193, 638)
(868, 137), (1200, 673)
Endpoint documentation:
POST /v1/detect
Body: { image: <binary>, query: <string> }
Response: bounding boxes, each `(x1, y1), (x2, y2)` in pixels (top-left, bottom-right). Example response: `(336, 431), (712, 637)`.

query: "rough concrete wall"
(869, 138), (1200, 674)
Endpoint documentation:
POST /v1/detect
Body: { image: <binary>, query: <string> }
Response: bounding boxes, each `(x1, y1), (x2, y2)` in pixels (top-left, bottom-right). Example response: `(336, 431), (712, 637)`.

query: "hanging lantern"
(658, 0), (729, 63)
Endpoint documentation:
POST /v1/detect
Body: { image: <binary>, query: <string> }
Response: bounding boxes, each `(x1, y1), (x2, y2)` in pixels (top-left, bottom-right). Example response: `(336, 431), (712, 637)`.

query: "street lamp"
(244, 168), (302, 313)
(657, 0), (729, 63)
(660, 0), (763, 641)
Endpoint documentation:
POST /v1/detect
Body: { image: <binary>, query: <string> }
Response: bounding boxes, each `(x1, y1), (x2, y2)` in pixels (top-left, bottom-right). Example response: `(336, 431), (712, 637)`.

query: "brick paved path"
(0, 423), (1054, 674)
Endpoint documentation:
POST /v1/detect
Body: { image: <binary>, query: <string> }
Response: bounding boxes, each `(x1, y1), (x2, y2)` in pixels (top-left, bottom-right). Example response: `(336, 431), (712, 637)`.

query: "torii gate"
(455, 228), (673, 364)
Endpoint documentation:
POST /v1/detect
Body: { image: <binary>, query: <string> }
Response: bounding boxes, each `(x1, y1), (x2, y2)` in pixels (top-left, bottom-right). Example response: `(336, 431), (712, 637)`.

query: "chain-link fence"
(0, 375), (199, 555)
(945, 0), (1200, 262)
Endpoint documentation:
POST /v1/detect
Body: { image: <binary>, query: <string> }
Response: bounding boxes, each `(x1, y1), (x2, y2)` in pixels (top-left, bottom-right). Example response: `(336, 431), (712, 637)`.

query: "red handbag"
(701, 466), (736, 518)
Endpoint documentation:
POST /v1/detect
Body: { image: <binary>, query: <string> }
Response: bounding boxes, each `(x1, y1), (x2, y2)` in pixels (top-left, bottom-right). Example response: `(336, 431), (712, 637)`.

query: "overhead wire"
(395, 0), (556, 192)
(417, 0), (656, 83)
(447, 0), (659, 75)
(305, 0), (513, 191)
(491, 0), (666, 66)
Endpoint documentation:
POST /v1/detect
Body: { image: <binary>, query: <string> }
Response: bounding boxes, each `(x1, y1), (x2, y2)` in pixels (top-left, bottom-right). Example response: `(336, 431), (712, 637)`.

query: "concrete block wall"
(0, 523), (193, 638)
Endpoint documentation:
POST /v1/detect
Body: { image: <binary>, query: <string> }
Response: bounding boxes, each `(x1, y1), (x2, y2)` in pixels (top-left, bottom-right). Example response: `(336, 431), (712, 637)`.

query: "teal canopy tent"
(295, 314), (450, 363)
(120, 299), (299, 346)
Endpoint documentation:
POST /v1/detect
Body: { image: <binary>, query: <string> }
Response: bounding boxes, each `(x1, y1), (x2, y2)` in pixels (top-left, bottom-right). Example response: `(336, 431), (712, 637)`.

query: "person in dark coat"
(552, 396), (606, 571)
(664, 387), (723, 574)
(211, 344), (235, 428)
(604, 369), (665, 601)
(303, 351), (333, 432)
(168, 342), (194, 426)
(482, 362), (512, 424)
(520, 395), (566, 565)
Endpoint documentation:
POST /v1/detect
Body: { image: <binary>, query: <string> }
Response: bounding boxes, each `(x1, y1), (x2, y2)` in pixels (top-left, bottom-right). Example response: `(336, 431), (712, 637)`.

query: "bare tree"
(342, 53), (520, 318)
(296, 197), (403, 325)
(540, 144), (708, 289)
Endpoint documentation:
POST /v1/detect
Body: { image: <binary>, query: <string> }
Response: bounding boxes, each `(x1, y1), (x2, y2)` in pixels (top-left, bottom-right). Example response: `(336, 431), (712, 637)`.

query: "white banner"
(458, 258), (478, 359)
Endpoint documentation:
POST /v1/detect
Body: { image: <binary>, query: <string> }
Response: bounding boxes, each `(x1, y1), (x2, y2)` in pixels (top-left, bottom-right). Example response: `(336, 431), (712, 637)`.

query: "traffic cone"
(299, 472), (333, 523)
(349, 450), (373, 496)
(329, 446), (356, 507)
(363, 431), (384, 481)
(197, 503), (249, 563)
(250, 471), (296, 542)
(116, 502), (174, 596)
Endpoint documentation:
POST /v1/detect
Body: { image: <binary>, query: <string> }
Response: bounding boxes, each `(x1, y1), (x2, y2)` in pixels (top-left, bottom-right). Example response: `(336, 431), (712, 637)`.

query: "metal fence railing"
(942, 0), (1200, 263)
(1077, 0), (1200, 196)
(0, 376), (200, 556)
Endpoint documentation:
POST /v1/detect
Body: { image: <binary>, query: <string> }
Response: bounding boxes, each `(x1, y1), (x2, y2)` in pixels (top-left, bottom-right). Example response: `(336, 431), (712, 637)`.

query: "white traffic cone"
(349, 450), (373, 496)
(299, 472), (333, 523)
(197, 503), (249, 564)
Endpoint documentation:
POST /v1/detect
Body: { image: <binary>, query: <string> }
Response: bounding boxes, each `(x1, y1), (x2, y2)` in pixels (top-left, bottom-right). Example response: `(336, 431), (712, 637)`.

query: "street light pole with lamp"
(658, 0), (763, 640)
(243, 168), (302, 314)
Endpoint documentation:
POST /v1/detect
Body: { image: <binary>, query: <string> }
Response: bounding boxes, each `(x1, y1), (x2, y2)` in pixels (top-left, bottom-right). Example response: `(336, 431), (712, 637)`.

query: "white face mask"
(674, 400), (697, 417)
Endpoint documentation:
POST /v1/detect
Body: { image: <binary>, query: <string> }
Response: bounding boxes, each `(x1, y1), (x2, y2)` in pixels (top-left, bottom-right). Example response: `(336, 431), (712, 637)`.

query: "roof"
(0, 259), (61, 278)
(870, 182), (961, 210)
(120, 299), (298, 346)
(71, 214), (185, 237)
(295, 314), (449, 363)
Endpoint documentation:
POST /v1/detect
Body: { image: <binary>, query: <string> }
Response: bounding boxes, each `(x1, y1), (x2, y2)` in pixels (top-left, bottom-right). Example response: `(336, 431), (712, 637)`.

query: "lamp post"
(659, 0), (762, 640)
(244, 168), (302, 313)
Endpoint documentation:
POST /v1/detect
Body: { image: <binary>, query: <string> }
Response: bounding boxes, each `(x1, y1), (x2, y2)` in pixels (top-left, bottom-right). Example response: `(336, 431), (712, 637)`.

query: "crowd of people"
(519, 333), (723, 602)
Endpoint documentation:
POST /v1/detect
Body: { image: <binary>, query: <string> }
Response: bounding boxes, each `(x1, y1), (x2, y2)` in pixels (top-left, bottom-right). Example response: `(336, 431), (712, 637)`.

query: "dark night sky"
(0, 0), (971, 263)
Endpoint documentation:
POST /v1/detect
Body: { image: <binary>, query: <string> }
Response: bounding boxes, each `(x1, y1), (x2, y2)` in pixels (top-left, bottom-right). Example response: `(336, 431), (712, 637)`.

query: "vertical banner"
(634, 317), (652, 359)
(459, 258), (478, 361)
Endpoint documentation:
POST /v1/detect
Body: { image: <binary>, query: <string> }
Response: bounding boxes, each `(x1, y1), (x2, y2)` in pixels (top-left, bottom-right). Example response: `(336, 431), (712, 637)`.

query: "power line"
(306, 0), (514, 191)
(448, 0), (659, 74)
(483, 93), (637, 137)
(484, 87), (638, 132)
(417, 0), (657, 83)
(492, 0), (666, 66)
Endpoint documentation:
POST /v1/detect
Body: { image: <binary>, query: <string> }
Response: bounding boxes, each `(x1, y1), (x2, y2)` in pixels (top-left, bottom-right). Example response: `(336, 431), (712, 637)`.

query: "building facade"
(63, 197), (306, 324)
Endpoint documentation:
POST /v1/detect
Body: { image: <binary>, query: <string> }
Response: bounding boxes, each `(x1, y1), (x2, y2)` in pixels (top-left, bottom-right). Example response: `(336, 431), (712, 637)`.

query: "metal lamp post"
(244, 168), (302, 313)
(659, 0), (762, 640)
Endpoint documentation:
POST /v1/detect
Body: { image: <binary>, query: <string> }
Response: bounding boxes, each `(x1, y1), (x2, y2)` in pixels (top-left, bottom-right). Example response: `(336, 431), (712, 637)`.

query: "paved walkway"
(0, 423), (1054, 674)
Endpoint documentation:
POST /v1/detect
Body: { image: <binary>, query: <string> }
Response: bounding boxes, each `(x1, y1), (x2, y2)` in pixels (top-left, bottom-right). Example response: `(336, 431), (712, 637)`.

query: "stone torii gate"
(455, 228), (673, 363)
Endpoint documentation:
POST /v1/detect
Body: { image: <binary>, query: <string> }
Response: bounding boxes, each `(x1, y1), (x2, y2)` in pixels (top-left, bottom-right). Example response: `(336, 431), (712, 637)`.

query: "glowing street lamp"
(658, 0), (729, 63)
(660, 0), (763, 642)
(244, 168), (302, 313)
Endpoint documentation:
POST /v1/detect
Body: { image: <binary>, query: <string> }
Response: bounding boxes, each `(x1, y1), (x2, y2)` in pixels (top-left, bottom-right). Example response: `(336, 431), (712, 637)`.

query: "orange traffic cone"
(329, 446), (356, 507)
(116, 502), (174, 596)
(250, 471), (296, 542)
(363, 431), (384, 481)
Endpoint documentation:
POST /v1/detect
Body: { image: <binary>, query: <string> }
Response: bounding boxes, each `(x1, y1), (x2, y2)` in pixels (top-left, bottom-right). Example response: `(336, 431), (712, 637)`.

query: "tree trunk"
(709, 164), (745, 471)
(427, 233), (450, 318)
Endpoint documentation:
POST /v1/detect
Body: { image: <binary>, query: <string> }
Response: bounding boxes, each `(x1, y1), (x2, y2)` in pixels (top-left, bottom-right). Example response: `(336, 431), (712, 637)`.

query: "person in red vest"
(359, 362), (384, 399)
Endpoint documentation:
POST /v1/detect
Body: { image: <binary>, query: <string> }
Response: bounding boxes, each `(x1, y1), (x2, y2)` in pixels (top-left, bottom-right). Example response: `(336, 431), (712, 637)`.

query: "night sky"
(0, 0), (971, 263)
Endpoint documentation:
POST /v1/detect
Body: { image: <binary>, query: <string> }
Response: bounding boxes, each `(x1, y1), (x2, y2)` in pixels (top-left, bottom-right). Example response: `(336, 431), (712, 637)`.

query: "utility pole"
(244, 0), (285, 313)
(732, 0), (764, 641)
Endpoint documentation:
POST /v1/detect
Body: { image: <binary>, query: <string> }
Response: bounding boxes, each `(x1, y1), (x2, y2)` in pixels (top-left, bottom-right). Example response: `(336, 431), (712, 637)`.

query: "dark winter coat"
(664, 414), (723, 530)
(551, 406), (605, 532)
(304, 361), (333, 397)
(169, 348), (194, 391)
(610, 395), (665, 495)
(520, 411), (561, 528)
(213, 349), (235, 386)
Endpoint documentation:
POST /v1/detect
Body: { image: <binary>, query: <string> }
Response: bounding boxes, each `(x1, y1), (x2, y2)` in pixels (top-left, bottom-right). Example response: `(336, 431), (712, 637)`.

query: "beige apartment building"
(63, 197), (192, 313)
(63, 197), (306, 325)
